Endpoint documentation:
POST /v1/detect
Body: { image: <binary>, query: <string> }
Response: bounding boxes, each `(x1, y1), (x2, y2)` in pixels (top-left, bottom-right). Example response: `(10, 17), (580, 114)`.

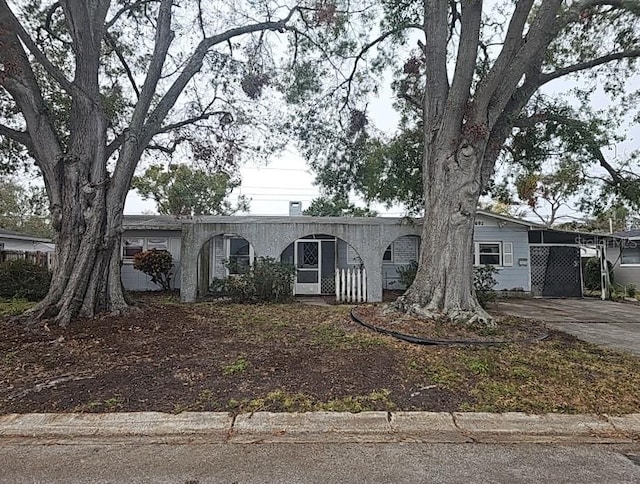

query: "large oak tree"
(295, 1), (640, 323)
(0, 0), (312, 325)
(400, 1), (640, 323)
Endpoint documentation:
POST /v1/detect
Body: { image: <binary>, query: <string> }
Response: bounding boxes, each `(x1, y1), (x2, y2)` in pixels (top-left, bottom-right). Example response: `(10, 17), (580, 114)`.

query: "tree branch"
(140, 6), (302, 143)
(0, 0), (74, 93)
(423, 1), (450, 137)
(473, 0), (534, 118)
(105, 32), (140, 99)
(0, 124), (33, 150)
(105, 0), (159, 31)
(338, 27), (407, 112)
(539, 49), (640, 85)
(154, 111), (230, 136)
(443, 0), (482, 133)
(485, 1), (563, 127)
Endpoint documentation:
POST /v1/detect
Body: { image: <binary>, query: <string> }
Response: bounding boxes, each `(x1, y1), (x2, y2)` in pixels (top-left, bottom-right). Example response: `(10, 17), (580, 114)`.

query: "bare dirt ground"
(2, 293), (639, 415)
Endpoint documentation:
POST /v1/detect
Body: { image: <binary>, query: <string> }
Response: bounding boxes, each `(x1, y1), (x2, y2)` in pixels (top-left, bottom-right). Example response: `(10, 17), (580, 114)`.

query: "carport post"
(599, 243), (611, 301)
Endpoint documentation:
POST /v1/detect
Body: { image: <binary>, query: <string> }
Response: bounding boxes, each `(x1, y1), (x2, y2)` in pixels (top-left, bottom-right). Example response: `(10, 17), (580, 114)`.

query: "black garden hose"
(350, 307), (549, 346)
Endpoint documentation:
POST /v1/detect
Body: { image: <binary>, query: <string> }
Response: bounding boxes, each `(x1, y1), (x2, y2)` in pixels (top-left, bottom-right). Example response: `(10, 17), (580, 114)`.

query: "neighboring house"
(607, 229), (640, 287)
(0, 228), (55, 267)
(122, 209), (595, 301)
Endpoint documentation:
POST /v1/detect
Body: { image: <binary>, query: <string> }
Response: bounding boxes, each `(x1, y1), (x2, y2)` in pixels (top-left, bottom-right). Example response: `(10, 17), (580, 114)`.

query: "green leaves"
(132, 164), (248, 217)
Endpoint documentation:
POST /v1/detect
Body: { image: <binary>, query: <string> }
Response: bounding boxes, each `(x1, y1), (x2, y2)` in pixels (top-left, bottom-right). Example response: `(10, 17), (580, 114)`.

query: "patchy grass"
(225, 389), (396, 414)
(1, 296), (639, 415)
(222, 356), (250, 376)
(0, 298), (35, 317)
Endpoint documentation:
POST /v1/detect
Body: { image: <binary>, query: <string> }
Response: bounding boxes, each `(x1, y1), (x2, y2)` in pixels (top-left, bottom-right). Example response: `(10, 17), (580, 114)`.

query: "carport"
(528, 229), (617, 298)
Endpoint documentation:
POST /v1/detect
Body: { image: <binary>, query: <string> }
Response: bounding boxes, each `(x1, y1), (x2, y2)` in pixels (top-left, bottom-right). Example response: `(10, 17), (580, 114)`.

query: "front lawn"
(1, 294), (638, 414)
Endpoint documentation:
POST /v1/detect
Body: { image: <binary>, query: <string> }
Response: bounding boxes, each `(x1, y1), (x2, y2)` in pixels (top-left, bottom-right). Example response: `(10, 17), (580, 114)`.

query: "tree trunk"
(22, 182), (129, 327)
(396, 139), (493, 325)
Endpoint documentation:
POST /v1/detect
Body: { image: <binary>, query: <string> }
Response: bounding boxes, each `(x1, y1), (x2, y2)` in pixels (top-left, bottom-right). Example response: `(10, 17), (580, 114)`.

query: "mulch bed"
(1, 294), (639, 415)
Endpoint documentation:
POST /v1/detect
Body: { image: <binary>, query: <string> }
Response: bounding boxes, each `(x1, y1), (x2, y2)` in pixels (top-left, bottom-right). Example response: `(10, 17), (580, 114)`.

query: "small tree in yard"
(133, 249), (173, 291)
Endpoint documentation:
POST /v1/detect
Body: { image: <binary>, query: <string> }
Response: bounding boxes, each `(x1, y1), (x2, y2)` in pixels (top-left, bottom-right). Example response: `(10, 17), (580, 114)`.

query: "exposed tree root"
(390, 295), (495, 327)
(8, 374), (96, 401)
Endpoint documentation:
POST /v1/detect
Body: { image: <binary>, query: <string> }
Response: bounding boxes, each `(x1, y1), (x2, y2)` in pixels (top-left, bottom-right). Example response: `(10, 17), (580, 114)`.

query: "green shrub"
(396, 260), (418, 288)
(395, 260), (498, 307)
(584, 257), (614, 290)
(210, 257), (295, 303)
(0, 259), (51, 301)
(627, 284), (636, 297)
(133, 249), (174, 290)
(473, 265), (499, 308)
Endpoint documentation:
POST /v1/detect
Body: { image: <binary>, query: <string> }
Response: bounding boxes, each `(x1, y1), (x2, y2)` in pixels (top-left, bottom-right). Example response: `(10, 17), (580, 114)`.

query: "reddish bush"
(133, 249), (173, 291)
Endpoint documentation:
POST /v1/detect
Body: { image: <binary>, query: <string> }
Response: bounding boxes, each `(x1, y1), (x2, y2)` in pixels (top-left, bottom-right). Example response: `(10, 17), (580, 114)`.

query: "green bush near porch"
(210, 257), (295, 303)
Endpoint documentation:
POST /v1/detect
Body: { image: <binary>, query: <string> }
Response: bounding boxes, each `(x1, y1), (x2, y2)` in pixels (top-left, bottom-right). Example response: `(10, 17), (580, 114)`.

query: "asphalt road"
(2, 441), (639, 483)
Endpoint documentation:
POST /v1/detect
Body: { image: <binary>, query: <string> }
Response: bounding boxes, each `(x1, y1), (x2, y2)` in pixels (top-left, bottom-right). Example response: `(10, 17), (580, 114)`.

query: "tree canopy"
(286, 0), (640, 322)
(295, 1), (640, 227)
(0, 180), (51, 237)
(132, 164), (248, 216)
(0, 0), (357, 325)
(303, 195), (377, 217)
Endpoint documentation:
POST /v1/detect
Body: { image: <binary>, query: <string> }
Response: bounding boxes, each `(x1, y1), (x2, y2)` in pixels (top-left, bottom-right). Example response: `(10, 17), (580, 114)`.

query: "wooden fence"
(0, 250), (54, 269)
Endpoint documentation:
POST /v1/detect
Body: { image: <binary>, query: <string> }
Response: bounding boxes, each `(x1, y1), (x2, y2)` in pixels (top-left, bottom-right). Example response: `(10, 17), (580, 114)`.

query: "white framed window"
(383, 244), (393, 263)
(122, 238), (144, 260)
(147, 237), (168, 251)
(226, 237), (253, 275)
(474, 242), (513, 267)
(122, 236), (179, 262)
(621, 244), (640, 265)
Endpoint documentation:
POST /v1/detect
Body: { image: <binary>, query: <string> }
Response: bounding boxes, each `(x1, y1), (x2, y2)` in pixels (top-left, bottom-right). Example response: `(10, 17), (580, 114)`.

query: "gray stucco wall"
(0, 237), (49, 252)
(179, 216), (423, 302)
(381, 236), (420, 290)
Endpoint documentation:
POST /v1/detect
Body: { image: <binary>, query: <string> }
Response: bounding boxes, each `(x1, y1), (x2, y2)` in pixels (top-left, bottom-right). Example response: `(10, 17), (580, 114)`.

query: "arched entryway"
(196, 233), (256, 297)
(280, 234), (364, 297)
(381, 235), (420, 291)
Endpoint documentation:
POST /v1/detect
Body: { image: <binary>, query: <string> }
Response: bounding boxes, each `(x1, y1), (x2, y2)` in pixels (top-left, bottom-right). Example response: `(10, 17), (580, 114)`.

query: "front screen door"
(295, 240), (321, 294)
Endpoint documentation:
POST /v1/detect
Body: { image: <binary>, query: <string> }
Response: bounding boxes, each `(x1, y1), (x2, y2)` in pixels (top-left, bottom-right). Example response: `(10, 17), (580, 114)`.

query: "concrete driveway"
(492, 298), (640, 356)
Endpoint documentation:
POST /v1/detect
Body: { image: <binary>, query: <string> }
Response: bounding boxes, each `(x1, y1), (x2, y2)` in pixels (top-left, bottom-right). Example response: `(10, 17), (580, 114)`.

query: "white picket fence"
(335, 267), (367, 303)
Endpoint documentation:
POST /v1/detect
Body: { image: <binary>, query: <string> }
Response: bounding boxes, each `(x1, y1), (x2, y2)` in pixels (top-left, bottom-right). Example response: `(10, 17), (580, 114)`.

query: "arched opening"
(280, 234), (364, 297)
(196, 233), (255, 297)
(381, 235), (420, 295)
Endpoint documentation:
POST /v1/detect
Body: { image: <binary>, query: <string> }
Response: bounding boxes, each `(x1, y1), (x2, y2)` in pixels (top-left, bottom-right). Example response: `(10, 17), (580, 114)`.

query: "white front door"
(295, 240), (321, 295)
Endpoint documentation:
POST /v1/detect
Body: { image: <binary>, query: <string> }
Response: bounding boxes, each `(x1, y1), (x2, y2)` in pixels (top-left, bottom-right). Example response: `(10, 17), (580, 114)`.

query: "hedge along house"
(121, 210), (547, 301)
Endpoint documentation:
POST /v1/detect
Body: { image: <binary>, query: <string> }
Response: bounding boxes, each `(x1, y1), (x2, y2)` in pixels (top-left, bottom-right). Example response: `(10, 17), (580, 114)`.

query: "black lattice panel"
(530, 246), (550, 296)
(530, 246), (581, 297)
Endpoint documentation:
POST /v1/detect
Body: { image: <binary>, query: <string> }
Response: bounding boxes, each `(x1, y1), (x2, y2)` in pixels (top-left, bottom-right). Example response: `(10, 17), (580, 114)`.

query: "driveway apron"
(492, 299), (640, 356)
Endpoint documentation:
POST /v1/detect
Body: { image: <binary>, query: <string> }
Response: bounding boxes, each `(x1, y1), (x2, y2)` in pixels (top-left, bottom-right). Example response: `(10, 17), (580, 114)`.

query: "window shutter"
(503, 242), (513, 266)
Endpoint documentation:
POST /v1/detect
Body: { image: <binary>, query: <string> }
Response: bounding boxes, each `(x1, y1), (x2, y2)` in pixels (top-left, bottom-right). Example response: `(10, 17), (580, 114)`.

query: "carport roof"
(614, 229), (640, 239)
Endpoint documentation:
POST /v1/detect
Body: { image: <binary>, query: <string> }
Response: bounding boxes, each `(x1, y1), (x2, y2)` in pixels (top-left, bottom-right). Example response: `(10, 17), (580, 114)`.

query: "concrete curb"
(0, 411), (638, 444)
